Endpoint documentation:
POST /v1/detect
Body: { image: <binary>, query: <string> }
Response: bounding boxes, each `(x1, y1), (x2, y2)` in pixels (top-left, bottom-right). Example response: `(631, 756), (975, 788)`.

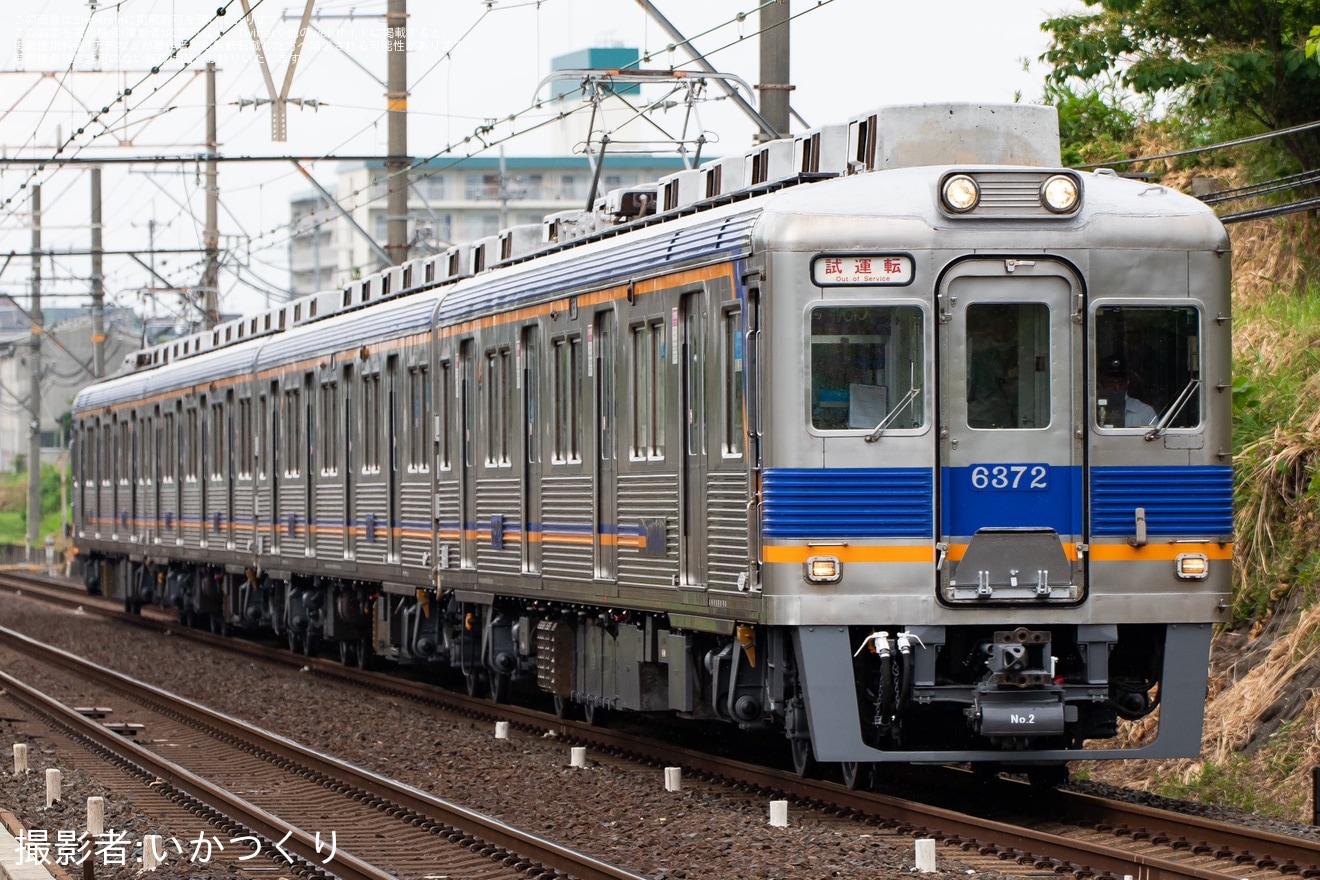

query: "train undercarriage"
(84, 552), (1161, 782)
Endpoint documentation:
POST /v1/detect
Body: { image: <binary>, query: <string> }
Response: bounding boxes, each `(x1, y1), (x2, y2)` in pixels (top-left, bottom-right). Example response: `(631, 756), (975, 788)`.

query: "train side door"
(459, 339), (477, 568)
(520, 325), (542, 575)
(680, 291), (708, 588)
(936, 259), (1085, 603)
(594, 310), (618, 580)
(343, 364), (355, 560)
(386, 355), (400, 563)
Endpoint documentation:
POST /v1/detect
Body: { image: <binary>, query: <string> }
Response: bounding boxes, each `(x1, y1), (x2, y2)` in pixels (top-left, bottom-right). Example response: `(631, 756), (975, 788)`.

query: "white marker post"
(87, 796), (105, 837)
(45, 768), (61, 806)
(915, 838), (937, 872)
(664, 767), (682, 791)
(142, 834), (164, 870)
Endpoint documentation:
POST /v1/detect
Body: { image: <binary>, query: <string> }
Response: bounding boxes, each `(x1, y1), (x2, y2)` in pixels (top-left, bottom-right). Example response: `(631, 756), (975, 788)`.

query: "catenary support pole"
(385, 0), (409, 266)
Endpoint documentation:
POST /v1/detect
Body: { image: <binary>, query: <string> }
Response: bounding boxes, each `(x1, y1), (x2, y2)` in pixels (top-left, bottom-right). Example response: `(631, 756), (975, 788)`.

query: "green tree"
(1042, 1), (1320, 169)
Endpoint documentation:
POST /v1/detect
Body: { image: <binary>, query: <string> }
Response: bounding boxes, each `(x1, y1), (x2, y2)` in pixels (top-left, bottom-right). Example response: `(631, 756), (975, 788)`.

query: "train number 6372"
(969, 464), (1049, 491)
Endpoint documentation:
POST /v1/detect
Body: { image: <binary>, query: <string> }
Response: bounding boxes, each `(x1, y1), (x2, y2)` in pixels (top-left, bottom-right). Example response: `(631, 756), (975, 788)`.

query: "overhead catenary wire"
(1, 0), (271, 216)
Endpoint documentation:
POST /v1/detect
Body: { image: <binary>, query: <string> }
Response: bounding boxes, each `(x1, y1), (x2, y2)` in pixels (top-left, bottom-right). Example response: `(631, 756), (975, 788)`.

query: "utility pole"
(90, 166), (106, 377)
(384, 0), (409, 266)
(27, 184), (42, 552)
(758, 0), (792, 140)
(202, 61), (220, 328)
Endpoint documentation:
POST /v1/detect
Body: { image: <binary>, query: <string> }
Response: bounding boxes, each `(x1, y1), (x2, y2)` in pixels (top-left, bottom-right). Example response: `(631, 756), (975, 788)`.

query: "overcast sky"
(0, 0), (1080, 320)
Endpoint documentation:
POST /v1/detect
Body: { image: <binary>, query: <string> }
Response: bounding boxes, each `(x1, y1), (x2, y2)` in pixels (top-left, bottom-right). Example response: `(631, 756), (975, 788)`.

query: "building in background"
(289, 47), (694, 296)
(0, 298), (141, 471)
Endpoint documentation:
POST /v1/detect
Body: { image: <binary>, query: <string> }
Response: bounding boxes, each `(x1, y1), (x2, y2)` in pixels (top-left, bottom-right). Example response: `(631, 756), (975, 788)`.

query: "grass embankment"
(0, 464), (70, 549)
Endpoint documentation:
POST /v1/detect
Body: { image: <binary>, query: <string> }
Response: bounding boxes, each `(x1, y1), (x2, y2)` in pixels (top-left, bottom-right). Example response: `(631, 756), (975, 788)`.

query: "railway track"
(0, 620), (648, 880)
(3, 571), (1317, 880)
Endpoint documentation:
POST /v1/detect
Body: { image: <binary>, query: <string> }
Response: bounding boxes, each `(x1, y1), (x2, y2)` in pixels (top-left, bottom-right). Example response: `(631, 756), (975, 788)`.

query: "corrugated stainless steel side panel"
(706, 471), (750, 591)
(96, 482), (113, 541)
(352, 480), (389, 565)
(160, 479), (181, 548)
(476, 477), (521, 575)
(232, 477), (255, 554)
(434, 480), (460, 571)
(541, 475), (593, 581)
(276, 482), (306, 557)
(180, 479), (203, 551)
(400, 480), (432, 570)
(139, 479), (157, 548)
(616, 472), (679, 589)
(314, 482), (345, 559)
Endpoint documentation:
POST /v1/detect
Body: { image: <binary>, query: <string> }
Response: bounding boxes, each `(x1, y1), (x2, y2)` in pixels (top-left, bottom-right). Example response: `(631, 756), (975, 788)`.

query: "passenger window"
(1095, 305), (1200, 430)
(809, 305), (924, 431)
(965, 303), (1050, 430)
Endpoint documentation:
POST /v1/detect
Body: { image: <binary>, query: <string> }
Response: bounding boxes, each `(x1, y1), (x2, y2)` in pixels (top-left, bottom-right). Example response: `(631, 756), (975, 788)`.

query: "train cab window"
(1094, 305), (1200, 430)
(809, 305), (924, 431)
(966, 303), (1050, 430)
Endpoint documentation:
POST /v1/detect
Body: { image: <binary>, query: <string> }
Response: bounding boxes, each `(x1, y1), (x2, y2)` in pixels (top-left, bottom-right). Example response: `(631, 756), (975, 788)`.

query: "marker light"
(941, 174), (980, 213)
(1175, 553), (1209, 580)
(805, 556), (842, 584)
(1041, 174), (1080, 213)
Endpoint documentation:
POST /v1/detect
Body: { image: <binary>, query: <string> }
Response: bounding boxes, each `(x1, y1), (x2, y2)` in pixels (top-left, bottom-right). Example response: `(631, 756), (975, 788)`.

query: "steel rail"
(0, 623), (651, 880)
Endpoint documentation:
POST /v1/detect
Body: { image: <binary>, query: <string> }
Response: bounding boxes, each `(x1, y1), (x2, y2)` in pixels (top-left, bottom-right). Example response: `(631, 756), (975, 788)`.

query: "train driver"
(1098, 354), (1157, 427)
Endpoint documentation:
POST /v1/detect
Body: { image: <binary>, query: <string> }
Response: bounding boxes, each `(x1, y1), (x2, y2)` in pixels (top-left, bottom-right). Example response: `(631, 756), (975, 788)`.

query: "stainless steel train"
(72, 103), (1233, 784)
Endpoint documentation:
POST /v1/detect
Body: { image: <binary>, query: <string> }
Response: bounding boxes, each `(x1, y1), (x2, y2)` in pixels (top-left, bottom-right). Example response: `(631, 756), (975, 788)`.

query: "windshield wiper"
(864, 385), (921, 444)
(1144, 378), (1200, 442)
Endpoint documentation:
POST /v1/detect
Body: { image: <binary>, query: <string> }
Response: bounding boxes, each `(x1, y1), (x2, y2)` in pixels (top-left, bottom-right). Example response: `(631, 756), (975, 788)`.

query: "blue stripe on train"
(762, 465), (1232, 541)
(762, 468), (934, 538)
(1090, 465), (1233, 536)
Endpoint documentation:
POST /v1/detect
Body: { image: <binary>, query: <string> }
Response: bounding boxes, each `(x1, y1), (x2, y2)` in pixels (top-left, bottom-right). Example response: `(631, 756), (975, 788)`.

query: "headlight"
(1041, 174), (1080, 213)
(1174, 553), (1209, 580)
(941, 174), (980, 213)
(804, 556), (842, 584)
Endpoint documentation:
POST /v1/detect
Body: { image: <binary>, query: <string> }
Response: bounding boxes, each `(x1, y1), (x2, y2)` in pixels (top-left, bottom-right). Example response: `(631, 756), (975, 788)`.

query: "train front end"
(758, 104), (1231, 771)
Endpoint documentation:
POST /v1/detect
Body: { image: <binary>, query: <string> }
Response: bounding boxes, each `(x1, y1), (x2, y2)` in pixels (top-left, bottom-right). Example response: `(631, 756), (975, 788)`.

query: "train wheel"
(582, 702), (610, 728)
(355, 639), (373, 671)
(840, 761), (869, 791)
(303, 632), (318, 658)
(791, 737), (816, 778)
(464, 669), (487, 698)
(338, 640), (356, 666)
(287, 628), (300, 654)
(489, 672), (511, 704)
